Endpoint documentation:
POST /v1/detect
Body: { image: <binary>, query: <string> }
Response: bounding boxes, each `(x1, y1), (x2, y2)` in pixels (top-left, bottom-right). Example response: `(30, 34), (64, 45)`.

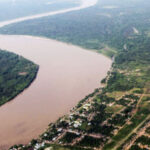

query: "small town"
(10, 66), (150, 150)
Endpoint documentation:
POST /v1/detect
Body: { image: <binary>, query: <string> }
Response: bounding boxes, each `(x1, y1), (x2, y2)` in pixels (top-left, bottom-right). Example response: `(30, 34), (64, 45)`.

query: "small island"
(0, 49), (39, 106)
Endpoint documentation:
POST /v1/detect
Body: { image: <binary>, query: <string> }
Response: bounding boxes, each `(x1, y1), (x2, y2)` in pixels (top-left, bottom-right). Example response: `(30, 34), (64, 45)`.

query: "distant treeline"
(1, 0), (150, 56)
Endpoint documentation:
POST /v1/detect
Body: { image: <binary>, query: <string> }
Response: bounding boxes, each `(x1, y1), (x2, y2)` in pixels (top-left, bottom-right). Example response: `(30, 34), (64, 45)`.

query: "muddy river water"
(0, 35), (111, 149)
(0, 0), (112, 149)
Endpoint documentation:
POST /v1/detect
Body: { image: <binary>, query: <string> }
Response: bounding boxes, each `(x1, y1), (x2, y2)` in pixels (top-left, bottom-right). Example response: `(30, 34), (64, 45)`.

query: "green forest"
(0, 49), (38, 106)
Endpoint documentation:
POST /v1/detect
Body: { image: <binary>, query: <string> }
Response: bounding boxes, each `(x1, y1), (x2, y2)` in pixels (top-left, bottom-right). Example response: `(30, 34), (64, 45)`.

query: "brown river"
(0, 35), (111, 149)
(0, 0), (112, 149)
